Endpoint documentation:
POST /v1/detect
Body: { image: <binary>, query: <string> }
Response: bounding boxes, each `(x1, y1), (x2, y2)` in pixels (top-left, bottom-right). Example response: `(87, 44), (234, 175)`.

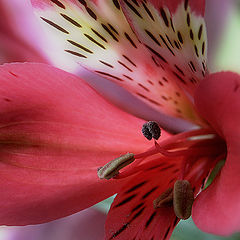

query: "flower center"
(97, 121), (226, 219)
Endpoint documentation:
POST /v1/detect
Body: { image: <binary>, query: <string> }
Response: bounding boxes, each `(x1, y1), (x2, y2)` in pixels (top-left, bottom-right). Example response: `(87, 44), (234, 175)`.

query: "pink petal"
(120, 0), (207, 96)
(146, 0), (205, 15)
(30, 0), (201, 124)
(0, 0), (47, 63)
(193, 71), (240, 235)
(10, 208), (106, 240)
(105, 159), (180, 240)
(0, 62), (155, 225)
(0, 33), (46, 64)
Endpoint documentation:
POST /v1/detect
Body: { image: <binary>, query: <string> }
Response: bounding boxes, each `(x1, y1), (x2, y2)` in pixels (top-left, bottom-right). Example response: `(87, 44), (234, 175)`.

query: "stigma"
(142, 121), (161, 140)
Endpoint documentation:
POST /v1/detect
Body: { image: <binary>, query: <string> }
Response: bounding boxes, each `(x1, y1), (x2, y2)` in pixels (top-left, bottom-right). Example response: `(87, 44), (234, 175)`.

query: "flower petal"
(0, 62), (154, 225)
(0, 0), (48, 63)
(193, 71), (240, 235)
(105, 159), (180, 240)
(30, 0), (201, 123)
(120, 0), (207, 96)
(10, 208), (106, 240)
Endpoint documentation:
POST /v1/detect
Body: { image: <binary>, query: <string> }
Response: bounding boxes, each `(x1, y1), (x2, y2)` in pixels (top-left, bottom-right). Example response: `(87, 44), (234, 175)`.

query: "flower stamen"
(173, 180), (194, 220)
(97, 153), (135, 180)
(153, 188), (173, 209)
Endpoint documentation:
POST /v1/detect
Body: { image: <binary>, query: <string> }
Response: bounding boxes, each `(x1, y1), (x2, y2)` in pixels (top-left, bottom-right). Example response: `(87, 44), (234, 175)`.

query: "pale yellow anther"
(173, 180), (194, 220)
(153, 188), (173, 209)
(97, 153), (135, 180)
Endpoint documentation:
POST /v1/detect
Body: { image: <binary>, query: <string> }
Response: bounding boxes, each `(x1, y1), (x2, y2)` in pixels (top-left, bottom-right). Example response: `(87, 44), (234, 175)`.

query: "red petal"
(0, 63), (153, 225)
(135, 0), (205, 16)
(30, 0), (201, 123)
(105, 160), (180, 240)
(120, 0), (207, 96)
(193, 72), (240, 235)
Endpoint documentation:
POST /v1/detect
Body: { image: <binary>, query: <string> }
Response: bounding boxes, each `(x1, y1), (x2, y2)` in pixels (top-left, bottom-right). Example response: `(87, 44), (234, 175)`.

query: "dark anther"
(142, 121), (161, 140)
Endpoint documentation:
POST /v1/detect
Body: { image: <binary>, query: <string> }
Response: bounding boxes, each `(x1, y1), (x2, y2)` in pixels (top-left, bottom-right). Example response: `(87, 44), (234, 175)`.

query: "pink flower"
(0, 0), (238, 239)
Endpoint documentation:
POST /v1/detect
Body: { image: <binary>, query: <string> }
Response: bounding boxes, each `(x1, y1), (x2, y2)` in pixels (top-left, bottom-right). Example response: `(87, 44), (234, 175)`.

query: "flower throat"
(98, 121), (226, 220)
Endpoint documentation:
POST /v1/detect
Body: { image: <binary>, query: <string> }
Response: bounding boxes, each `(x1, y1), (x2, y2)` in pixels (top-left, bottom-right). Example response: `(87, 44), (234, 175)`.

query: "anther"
(173, 180), (194, 220)
(97, 153), (135, 180)
(153, 188), (173, 208)
(142, 121), (161, 140)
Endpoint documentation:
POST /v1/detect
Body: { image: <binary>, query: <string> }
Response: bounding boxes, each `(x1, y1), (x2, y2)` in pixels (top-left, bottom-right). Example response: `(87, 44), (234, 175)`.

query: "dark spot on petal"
(163, 226), (171, 240)
(172, 71), (186, 84)
(124, 32), (137, 48)
(194, 45), (199, 57)
(177, 31), (183, 44)
(112, 0), (120, 9)
(99, 60), (114, 68)
(78, 0), (86, 6)
(198, 24), (203, 40)
(102, 24), (118, 41)
(95, 71), (124, 81)
(145, 211), (157, 228)
(125, 181), (147, 194)
(91, 28), (107, 42)
(160, 8), (169, 27)
(184, 0), (189, 11)
(67, 40), (93, 53)
(174, 64), (185, 76)
(123, 55), (137, 67)
(60, 14), (81, 27)
(84, 34), (106, 49)
(41, 17), (69, 34)
(86, 7), (97, 20)
(143, 2), (154, 21)
(131, 203), (145, 213)
(50, 0), (65, 8)
(145, 30), (161, 46)
(118, 61), (133, 72)
(142, 186), (158, 199)
(130, 207), (145, 221)
(234, 82), (240, 92)
(114, 194), (137, 208)
(109, 223), (130, 240)
(9, 71), (18, 77)
(124, 0), (143, 18)
(65, 50), (87, 58)
(145, 45), (167, 63)
(202, 41), (205, 55)
(186, 13), (190, 26)
(190, 29), (194, 40)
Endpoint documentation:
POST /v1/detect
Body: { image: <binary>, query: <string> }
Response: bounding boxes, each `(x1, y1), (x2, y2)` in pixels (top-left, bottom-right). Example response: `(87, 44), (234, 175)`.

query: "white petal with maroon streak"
(31, 0), (202, 123)
(120, 0), (207, 95)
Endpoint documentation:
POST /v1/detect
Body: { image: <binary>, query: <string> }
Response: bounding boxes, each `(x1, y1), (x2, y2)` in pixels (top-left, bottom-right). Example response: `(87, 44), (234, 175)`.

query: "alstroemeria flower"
(0, 0), (239, 239)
